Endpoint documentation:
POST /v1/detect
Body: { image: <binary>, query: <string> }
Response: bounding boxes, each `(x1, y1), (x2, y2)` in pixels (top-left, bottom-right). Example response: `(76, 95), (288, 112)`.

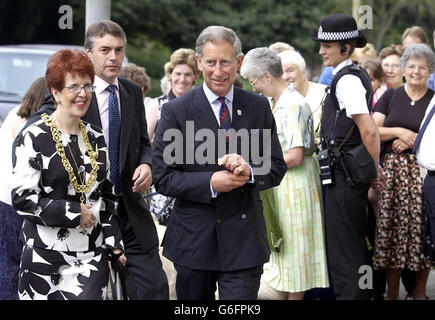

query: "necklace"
(405, 85), (427, 106)
(41, 113), (99, 203)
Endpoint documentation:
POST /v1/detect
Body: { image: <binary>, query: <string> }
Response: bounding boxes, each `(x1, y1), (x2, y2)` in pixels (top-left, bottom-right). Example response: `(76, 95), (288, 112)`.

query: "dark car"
(0, 44), (128, 126)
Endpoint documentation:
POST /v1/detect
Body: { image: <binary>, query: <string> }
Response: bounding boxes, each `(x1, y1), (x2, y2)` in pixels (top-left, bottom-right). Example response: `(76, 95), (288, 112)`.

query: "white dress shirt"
(333, 59), (369, 118)
(202, 82), (234, 124)
(201, 83), (254, 197)
(93, 76), (121, 145)
(416, 94), (435, 171)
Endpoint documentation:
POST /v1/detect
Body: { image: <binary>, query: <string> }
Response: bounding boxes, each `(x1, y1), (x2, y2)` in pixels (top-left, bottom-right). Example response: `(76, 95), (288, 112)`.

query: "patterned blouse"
(11, 116), (124, 252)
(273, 86), (315, 155)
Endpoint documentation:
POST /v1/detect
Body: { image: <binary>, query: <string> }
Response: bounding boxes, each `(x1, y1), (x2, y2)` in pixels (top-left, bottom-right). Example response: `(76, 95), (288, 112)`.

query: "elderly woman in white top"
(241, 47), (329, 300)
(278, 50), (327, 150)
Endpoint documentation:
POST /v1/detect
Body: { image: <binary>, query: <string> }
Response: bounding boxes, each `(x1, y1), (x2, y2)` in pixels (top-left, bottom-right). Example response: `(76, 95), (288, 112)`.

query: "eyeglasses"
(64, 83), (95, 94)
(249, 78), (259, 87)
(382, 63), (400, 70)
(406, 64), (429, 73)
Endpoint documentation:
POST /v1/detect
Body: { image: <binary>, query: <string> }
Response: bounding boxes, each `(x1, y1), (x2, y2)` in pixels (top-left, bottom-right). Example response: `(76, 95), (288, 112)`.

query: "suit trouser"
(325, 168), (372, 300)
(174, 264), (263, 300)
(118, 197), (169, 300)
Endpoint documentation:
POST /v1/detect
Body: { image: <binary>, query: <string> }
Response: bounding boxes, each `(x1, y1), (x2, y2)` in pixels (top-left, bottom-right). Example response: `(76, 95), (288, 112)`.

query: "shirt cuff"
(210, 182), (218, 198)
(248, 164), (255, 183)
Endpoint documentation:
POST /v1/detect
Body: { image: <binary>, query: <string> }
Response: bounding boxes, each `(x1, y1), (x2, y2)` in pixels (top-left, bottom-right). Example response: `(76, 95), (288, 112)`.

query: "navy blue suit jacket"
(152, 85), (286, 271)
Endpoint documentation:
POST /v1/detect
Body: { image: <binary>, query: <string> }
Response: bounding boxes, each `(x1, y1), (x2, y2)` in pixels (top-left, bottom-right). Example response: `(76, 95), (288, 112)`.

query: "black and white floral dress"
(11, 116), (124, 300)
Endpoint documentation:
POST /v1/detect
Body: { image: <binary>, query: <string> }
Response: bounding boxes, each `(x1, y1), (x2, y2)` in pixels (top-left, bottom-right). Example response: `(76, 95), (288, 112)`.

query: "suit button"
(216, 219), (222, 223)
(241, 214), (246, 219)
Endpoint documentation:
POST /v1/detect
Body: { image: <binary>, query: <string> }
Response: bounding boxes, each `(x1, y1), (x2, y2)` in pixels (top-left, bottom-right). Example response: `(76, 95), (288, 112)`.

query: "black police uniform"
(321, 64), (374, 300)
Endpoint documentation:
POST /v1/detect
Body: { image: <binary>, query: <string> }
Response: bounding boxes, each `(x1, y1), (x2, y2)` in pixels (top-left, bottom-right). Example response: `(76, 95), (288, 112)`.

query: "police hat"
(312, 14), (366, 47)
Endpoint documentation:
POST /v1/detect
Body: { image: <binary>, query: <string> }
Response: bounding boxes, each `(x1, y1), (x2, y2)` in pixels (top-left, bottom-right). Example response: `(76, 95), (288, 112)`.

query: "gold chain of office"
(41, 113), (99, 203)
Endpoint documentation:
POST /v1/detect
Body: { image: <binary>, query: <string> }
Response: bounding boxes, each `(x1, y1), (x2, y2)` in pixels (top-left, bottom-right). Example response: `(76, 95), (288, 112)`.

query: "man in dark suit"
(83, 20), (168, 300)
(152, 25), (287, 300)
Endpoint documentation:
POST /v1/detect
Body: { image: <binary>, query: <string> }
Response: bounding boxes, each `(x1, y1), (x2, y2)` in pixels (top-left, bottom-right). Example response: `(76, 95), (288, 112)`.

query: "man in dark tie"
(83, 20), (168, 300)
(152, 25), (287, 300)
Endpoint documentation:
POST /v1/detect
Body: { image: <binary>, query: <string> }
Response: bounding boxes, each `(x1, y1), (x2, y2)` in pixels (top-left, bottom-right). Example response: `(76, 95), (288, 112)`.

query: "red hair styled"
(45, 49), (95, 99)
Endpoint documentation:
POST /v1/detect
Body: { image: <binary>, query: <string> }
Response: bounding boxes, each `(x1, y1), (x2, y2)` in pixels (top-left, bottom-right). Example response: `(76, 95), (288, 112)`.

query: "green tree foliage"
(1, 0), (434, 88)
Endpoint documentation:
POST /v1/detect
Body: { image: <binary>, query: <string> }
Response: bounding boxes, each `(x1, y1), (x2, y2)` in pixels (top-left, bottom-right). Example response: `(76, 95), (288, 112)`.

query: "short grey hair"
(277, 50), (306, 73)
(240, 47), (282, 79)
(195, 26), (243, 59)
(400, 43), (435, 74)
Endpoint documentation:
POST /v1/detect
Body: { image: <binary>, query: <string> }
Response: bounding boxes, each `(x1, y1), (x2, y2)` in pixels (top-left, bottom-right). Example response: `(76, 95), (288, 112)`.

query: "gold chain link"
(41, 113), (99, 203)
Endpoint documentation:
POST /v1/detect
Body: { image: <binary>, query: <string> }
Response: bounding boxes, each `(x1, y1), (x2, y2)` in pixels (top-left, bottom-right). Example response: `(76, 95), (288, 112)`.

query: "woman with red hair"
(11, 49), (125, 300)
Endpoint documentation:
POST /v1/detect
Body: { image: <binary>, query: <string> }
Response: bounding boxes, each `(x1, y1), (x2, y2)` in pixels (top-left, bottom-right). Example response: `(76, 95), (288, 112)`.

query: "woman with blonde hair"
(351, 43), (377, 65)
(146, 48), (199, 226)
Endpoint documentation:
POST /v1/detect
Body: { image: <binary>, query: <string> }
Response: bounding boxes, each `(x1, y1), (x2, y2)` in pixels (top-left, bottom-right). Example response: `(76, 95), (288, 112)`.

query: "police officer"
(312, 14), (382, 300)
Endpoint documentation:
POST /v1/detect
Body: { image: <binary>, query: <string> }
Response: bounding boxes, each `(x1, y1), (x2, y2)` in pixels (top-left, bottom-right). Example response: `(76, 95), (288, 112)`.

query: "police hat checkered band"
(317, 26), (359, 41)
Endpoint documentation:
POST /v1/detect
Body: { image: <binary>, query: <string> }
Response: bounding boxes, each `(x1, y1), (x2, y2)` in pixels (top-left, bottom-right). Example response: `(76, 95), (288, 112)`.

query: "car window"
(0, 52), (50, 97)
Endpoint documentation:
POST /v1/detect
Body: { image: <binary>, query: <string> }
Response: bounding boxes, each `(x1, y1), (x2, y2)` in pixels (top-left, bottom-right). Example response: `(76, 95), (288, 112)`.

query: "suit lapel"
(191, 87), (220, 132)
(118, 80), (135, 171)
(82, 92), (102, 128)
(230, 87), (250, 132)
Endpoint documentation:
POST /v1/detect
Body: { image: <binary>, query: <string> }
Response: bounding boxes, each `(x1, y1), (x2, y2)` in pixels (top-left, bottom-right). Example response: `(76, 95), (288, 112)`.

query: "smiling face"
(86, 34), (125, 84)
(169, 63), (196, 97)
(319, 42), (346, 67)
(196, 41), (243, 97)
(51, 73), (93, 119)
(404, 57), (431, 88)
(282, 62), (305, 86)
(381, 54), (403, 89)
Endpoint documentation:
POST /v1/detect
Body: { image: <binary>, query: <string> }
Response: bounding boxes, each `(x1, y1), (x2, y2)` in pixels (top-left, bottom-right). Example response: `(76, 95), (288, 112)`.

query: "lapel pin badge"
(237, 109), (242, 116)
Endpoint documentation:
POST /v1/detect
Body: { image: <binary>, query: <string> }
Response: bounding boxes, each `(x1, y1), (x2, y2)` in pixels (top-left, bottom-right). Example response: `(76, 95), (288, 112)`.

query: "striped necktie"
(218, 97), (231, 131)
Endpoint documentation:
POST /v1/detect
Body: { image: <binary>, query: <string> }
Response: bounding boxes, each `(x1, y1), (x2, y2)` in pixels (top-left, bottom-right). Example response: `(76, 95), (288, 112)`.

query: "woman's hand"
(113, 248), (127, 266)
(80, 203), (96, 229)
(397, 128), (417, 148)
(392, 138), (410, 154)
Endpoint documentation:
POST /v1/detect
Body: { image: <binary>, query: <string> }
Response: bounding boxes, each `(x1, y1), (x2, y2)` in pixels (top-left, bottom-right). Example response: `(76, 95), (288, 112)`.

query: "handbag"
(337, 125), (377, 186)
(260, 190), (283, 253)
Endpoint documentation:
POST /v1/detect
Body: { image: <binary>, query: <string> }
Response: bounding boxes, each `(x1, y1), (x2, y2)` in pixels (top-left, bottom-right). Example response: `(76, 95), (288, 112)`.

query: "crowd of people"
(0, 14), (434, 301)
